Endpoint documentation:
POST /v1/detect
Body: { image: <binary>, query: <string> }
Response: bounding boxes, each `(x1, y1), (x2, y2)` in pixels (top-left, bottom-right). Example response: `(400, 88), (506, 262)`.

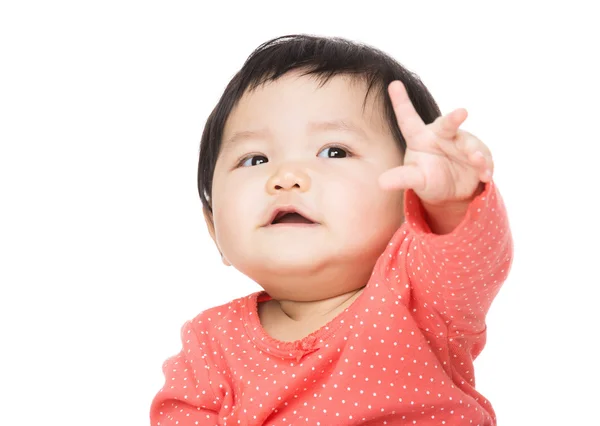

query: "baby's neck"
(258, 287), (365, 342)
(278, 288), (364, 321)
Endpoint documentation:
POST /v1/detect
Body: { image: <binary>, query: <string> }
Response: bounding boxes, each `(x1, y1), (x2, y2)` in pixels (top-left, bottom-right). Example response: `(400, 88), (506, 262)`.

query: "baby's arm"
(150, 321), (220, 426)
(378, 79), (514, 327)
(396, 180), (513, 401)
(403, 181), (512, 336)
(379, 80), (513, 375)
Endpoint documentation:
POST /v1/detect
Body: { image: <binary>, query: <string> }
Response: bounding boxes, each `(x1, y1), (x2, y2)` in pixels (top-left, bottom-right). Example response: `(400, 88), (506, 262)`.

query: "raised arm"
(379, 80), (513, 335)
(404, 181), (512, 332)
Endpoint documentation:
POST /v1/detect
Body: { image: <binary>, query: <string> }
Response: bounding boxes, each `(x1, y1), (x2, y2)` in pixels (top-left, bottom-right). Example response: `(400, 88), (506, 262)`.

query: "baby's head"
(199, 35), (440, 301)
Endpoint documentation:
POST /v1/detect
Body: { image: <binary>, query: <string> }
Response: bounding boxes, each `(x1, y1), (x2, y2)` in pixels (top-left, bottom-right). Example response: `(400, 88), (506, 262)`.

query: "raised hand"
(379, 80), (493, 205)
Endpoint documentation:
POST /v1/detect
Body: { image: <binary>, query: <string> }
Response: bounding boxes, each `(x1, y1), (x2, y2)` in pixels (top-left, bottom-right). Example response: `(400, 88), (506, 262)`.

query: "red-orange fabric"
(150, 182), (513, 425)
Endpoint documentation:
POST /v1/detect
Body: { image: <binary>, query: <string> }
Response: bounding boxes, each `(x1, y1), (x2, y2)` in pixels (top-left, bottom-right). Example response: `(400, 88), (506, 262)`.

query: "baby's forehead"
(226, 72), (389, 135)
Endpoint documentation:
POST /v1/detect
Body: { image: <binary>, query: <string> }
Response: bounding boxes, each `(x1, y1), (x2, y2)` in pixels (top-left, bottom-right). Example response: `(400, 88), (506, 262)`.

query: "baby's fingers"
(458, 132), (494, 182)
(379, 164), (426, 191)
(469, 151), (494, 182)
(431, 108), (468, 140)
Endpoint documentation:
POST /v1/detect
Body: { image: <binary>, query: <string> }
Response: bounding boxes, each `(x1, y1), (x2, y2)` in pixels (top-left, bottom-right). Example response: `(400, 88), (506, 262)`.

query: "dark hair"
(198, 34), (441, 212)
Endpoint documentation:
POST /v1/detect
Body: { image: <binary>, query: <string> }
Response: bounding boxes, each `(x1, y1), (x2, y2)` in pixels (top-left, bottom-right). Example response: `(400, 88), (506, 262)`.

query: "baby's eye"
(240, 155), (268, 167)
(317, 146), (350, 158)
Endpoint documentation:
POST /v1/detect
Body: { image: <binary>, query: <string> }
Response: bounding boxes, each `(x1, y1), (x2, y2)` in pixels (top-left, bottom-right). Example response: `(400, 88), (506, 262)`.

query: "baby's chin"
(238, 255), (375, 302)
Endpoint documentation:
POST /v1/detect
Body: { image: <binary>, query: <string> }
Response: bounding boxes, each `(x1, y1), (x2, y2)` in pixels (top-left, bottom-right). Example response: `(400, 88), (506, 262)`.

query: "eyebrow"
(223, 119), (368, 148)
(307, 119), (368, 139)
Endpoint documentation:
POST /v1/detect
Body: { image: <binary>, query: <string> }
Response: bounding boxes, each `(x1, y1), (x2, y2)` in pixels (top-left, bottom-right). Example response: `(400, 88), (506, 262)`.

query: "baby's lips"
(263, 204), (318, 226)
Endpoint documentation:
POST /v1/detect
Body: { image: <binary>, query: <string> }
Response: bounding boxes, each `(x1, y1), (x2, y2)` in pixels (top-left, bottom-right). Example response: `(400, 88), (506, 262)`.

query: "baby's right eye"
(240, 155), (268, 167)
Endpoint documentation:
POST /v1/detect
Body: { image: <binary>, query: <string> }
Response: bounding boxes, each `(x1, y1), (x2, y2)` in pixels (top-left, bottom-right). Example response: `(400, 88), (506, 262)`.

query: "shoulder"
(174, 292), (260, 371)
(186, 291), (260, 336)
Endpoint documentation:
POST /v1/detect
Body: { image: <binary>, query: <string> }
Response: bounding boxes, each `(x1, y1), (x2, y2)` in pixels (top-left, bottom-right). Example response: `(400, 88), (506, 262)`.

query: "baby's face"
(209, 72), (404, 300)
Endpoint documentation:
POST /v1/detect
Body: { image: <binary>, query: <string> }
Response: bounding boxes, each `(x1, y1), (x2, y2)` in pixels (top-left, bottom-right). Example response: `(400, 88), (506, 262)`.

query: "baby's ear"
(203, 206), (217, 242)
(202, 206), (231, 266)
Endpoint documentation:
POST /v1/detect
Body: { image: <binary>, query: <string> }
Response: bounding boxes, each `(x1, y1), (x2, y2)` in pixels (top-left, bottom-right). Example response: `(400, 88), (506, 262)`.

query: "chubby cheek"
(327, 173), (404, 245)
(211, 172), (265, 256)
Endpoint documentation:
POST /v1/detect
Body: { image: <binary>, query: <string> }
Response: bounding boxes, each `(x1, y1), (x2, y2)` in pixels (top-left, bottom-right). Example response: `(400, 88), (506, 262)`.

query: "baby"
(150, 34), (513, 426)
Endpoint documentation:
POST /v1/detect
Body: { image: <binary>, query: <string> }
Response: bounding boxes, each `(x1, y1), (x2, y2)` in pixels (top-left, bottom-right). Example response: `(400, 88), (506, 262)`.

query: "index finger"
(388, 80), (425, 141)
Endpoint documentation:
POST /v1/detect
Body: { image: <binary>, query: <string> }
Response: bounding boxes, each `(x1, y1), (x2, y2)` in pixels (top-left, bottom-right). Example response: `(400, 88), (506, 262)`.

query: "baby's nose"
(266, 166), (311, 194)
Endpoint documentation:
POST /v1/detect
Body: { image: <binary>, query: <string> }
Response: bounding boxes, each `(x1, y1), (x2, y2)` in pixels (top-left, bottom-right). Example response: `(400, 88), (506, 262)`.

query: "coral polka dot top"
(151, 181), (513, 425)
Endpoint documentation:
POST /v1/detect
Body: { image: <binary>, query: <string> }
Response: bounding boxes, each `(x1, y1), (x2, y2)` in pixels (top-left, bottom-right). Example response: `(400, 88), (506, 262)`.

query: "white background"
(1, 1), (599, 425)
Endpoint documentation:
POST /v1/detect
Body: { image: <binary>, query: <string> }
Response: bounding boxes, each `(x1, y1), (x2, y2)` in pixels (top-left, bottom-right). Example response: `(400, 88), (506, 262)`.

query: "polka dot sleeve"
(150, 321), (220, 426)
(402, 180), (513, 339)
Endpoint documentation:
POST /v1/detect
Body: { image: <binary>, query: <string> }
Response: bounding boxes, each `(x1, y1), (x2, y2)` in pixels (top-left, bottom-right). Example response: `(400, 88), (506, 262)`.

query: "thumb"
(379, 164), (425, 191)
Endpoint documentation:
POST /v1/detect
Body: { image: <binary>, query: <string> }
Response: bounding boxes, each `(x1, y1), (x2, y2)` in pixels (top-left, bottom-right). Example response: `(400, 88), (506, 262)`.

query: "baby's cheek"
(331, 181), (376, 226)
(349, 182), (403, 236)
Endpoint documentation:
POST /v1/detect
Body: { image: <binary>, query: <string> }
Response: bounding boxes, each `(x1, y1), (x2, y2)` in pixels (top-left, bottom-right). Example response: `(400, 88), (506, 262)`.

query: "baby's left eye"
(317, 146), (350, 158)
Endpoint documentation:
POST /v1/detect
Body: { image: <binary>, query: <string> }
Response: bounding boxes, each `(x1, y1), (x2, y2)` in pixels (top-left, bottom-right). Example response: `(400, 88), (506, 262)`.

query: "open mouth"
(270, 210), (316, 225)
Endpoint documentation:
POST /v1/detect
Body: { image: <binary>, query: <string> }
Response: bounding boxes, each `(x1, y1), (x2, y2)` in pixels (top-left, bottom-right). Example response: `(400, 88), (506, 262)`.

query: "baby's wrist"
(418, 182), (485, 234)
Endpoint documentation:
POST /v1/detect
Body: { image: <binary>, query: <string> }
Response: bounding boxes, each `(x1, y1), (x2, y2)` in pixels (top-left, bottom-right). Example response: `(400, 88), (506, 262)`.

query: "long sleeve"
(150, 321), (221, 426)
(402, 181), (513, 338)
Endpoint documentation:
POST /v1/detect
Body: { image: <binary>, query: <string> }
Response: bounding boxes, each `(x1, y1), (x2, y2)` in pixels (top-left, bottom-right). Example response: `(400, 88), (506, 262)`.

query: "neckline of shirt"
(241, 290), (368, 360)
